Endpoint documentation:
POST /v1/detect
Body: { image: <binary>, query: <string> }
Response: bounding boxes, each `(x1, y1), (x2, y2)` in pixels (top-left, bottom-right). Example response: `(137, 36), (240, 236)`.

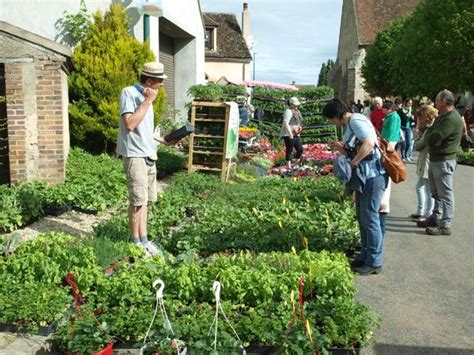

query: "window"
(205, 27), (215, 50)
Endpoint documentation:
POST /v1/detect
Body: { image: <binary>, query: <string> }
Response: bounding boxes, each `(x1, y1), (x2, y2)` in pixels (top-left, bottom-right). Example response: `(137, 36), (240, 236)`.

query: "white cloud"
(200, 0), (342, 84)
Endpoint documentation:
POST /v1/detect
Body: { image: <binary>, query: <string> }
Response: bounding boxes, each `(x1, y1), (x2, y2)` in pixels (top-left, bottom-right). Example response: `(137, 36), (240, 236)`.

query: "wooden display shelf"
(193, 134), (225, 139)
(191, 150), (224, 156)
(188, 101), (231, 182)
(194, 119), (226, 122)
(190, 164), (222, 172)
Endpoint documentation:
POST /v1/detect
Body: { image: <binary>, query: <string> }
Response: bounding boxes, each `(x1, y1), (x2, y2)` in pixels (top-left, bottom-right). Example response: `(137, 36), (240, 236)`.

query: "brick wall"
(5, 58), (66, 185)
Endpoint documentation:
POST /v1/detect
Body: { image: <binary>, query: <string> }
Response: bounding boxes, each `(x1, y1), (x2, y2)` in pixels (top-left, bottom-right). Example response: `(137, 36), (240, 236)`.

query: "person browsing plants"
(324, 99), (387, 276)
(410, 105), (438, 223)
(418, 90), (464, 236)
(280, 97), (304, 170)
(117, 62), (175, 256)
(378, 101), (401, 237)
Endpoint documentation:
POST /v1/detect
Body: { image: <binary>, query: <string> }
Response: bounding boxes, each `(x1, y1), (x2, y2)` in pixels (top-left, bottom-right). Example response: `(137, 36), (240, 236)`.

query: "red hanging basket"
(92, 342), (114, 355)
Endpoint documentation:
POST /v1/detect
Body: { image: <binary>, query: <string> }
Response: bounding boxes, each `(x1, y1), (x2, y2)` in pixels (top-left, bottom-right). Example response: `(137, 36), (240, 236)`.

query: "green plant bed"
(149, 174), (357, 255)
(83, 251), (378, 353)
(0, 148), (128, 233)
(0, 233), (106, 327)
(45, 148), (128, 212)
(0, 280), (70, 331)
(2, 230), (378, 352)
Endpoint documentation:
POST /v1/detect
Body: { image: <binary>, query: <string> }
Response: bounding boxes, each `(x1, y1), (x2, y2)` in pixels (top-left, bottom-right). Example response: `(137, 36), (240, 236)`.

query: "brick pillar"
(5, 59), (67, 185)
(36, 59), (66, 184)
(5, 63), (27, 184)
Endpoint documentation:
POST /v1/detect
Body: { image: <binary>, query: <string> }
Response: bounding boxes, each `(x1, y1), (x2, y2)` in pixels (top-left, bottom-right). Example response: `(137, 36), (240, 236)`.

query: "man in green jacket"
(418, 90), (463, 235)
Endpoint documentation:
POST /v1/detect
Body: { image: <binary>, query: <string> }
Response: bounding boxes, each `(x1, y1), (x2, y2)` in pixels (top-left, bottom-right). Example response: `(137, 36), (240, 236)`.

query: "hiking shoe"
(354, 264), (382, 275)
(143, 241), (164, 258)
(138, 243), (152, 257)
(350, 258), (365, 268)
(426, 226), (451, 236)
(417, 218), (437, 228)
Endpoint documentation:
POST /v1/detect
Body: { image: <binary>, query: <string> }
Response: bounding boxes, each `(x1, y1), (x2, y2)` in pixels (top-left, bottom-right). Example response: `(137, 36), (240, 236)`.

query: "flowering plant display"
(302, 144), (338, 165)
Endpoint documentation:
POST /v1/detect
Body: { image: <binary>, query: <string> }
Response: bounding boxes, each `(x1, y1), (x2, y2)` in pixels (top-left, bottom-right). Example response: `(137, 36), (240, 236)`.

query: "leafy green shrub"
(68, 3), (165, 153)
(458, 150), (474, 166)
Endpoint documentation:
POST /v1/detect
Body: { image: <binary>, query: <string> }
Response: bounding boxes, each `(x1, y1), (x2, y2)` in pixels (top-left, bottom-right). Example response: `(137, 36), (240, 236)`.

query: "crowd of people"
(324, 90), (467, 276)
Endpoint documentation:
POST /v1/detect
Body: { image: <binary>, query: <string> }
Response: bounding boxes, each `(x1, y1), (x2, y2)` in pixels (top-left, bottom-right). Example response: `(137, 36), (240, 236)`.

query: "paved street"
(358, 159), (474, 355)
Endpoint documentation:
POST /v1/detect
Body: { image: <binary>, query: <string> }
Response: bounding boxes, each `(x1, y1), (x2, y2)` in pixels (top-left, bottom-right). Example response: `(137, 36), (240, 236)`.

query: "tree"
(391, 0), (474, 97)
(317, 59), (334, 87)
(361, 17), (407, 97)
(55, 0), (91, 46)
(68, 4), (166, 153)
(363, 0), (474, 98)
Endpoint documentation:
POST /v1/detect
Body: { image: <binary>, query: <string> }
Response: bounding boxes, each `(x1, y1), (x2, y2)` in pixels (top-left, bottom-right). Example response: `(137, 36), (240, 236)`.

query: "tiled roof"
(203, 12), (252, 61)
(355, 0), (421, 45)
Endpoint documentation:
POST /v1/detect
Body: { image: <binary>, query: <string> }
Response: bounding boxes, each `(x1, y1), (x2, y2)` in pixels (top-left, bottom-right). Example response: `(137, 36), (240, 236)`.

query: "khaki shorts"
(123, 157), (157, 206)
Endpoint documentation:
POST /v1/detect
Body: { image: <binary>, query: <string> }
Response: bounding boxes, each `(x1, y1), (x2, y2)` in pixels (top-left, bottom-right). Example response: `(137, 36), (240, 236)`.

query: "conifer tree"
(68, 3), (166, 153)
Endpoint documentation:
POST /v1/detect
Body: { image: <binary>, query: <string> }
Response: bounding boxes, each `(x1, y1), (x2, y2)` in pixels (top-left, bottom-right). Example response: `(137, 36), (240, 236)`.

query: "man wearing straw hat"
(117, 62), (173, 256)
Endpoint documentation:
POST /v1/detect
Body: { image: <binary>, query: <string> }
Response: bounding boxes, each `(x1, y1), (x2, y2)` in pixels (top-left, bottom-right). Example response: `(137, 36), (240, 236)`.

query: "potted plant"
(54, 315), (114, 355)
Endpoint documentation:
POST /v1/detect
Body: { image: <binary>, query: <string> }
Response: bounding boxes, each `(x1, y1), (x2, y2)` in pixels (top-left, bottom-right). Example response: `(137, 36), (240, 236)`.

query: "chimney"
(242, 2), (250, 46)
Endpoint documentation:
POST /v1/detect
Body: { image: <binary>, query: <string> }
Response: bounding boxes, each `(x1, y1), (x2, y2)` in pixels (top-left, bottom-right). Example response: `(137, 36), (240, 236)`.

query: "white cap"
(289, 97), (301, 106)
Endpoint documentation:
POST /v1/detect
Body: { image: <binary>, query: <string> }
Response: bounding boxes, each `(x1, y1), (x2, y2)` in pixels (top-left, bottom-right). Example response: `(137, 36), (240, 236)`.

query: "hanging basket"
(92, 342), (114, 355)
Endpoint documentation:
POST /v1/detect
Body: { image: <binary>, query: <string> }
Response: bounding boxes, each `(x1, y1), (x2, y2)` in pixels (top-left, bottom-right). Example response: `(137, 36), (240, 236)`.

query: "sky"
(200, 0), (343, 85)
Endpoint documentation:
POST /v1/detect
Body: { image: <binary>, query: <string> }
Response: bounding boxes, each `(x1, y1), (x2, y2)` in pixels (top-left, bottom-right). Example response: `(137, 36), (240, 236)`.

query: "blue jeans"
(401, 127), (413, 159)
(415, 177), (434, 217)
(355, 174), (386, 267)
(428, 160), (456, 228)
(380, 212), (387, 238)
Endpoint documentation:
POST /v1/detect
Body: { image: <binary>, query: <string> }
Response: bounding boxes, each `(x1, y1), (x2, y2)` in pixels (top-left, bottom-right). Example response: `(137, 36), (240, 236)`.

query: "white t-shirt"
(280, 108), (302, 137)
(116, 85), (157, 157)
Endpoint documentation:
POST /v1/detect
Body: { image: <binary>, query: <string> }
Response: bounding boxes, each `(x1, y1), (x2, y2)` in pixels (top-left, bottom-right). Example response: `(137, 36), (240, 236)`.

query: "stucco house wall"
(205, 61), (251, 83)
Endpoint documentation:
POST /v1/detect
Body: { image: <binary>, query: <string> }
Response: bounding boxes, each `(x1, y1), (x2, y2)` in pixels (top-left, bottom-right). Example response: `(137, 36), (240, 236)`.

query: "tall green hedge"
(68, 3), (166, 154)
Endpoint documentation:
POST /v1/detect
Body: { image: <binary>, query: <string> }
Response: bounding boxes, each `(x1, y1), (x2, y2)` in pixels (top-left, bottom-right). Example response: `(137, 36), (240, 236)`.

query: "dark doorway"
(159, 33), (175, 109)
(0, 63), (10, 185)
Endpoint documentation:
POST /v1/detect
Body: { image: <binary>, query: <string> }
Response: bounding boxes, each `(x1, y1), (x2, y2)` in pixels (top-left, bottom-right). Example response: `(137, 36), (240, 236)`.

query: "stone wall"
(5, 58), (67, 184)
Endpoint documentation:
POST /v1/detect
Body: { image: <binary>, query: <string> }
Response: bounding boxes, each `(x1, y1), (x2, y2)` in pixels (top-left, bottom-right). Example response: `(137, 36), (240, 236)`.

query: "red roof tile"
(355, 0), (421, 45)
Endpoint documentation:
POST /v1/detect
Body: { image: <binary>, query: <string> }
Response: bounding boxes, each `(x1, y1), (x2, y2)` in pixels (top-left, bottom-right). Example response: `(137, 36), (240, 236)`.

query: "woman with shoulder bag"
(324, 99), (387, 276)
(379, 101), (401, 235)
(280, 97), (304, 170)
